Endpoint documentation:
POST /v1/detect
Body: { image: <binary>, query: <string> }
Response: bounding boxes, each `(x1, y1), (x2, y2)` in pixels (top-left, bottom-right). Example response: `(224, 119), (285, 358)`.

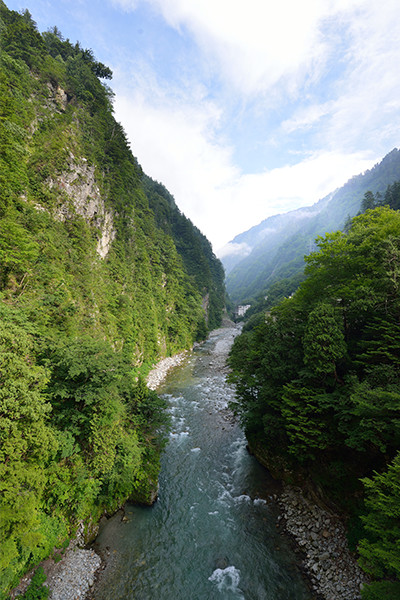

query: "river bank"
(84, 322), (313, 600)
(277, 485), (368, 600)
(10, 524), (101, 600)
(13, 323), (367, 599)
(146, 351), (188, 390)
(246, 442), (369, 599)
(10, 346), (197, 600)
(200, 323), (369, 600)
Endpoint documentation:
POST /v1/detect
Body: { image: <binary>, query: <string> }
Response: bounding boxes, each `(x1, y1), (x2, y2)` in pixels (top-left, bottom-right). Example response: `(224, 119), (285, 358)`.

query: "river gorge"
(89, 325), (313, 600)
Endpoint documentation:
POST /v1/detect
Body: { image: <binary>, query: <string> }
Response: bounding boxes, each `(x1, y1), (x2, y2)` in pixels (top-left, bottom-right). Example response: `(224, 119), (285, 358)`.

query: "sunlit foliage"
(0, 1), (225, 595)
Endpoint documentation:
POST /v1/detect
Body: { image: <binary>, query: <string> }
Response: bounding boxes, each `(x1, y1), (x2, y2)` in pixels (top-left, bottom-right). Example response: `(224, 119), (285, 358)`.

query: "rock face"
(278, 485), (368, 600)
(49, 156), (116, 259)
(44, 82), (69, 114)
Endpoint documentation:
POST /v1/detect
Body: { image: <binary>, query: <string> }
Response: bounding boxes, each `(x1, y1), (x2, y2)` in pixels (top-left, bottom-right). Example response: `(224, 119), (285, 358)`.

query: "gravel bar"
(146, 351), (188, 390)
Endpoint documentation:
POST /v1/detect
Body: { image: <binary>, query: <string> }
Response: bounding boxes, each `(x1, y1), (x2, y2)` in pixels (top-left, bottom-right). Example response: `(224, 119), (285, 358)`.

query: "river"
(91, 326), (313, 600)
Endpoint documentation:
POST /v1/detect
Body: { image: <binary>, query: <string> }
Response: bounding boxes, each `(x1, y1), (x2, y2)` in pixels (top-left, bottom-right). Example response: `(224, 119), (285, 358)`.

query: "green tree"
(0, 214), (39, 287)
(359, 452), (400, 580)
(383, 180), (400, 211)
(280, 385), (337, 458)
(0, 322), (56, 593)
(229, 206), (400, 493)
(303, 302), (347, 381)
(360, 191), (379, 213)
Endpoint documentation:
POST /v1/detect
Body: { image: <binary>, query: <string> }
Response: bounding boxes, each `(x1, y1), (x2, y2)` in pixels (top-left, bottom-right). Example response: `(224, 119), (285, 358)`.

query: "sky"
(6, 0), (400, 254)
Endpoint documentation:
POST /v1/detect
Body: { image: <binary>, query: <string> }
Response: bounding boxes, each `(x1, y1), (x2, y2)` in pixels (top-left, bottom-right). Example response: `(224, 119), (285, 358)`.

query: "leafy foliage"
(142, 176), (225, 331)
(0, 2), (225, 596)
(358, 453), (400, 579)
(229, 206), (400, 590)
(20, 568), (49, 600)
(361, 581), (400, 600)
(0, 321), (55, 586)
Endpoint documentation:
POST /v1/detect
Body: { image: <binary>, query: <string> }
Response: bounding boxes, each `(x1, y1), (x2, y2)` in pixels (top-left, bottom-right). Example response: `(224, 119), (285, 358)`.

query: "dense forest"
(224, 149), (400, 305)
(229, 205), (400, 599)
(0, 2), (225, 596)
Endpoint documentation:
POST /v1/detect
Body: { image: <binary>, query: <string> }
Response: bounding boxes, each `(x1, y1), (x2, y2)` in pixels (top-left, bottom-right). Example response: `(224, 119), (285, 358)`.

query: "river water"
(92, 326), (313, 600)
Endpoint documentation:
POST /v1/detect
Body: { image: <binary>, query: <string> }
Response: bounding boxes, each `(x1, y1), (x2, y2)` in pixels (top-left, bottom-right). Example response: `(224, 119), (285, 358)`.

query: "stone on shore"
(146, 352), (188, 390)
(46, 549), (101, 600)
(278, 485), (369, 600)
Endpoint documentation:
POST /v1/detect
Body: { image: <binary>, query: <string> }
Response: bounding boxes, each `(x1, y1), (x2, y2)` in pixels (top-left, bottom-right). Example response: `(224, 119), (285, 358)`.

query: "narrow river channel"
(91, 326), (313, 600)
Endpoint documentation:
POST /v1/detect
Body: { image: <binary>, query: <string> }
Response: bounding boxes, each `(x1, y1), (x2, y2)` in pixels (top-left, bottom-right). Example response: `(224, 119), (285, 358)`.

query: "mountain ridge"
(223, 148), (400, 303)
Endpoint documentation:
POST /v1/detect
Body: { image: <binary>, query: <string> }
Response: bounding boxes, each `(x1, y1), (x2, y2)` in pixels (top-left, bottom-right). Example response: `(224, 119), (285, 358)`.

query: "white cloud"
(282, 102), (334, 133)
(217, 242), (252, 260)
(112, 0), (369, 95)
(280, 0), (400, 151)
(112, 84), (240, 246)
(113, 80), (377, 248)
(221, 150), (377, 238)
(109, 0), (398, 251)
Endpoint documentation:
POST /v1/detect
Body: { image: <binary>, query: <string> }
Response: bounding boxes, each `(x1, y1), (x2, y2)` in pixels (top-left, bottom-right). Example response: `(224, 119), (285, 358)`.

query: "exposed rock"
(48, 157), (116, 258)
(10, 524), (102, 600)
(95, 210), (115, 259)
(44, 82), (69, 113)
(278, 485), (369, 600)
(45, 549), (101, 600)
(202, 292), (209, 323)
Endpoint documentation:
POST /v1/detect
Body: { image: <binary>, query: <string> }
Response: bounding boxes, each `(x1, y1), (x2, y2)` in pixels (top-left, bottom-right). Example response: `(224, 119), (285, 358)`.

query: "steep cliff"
(0, 2), (225, 595)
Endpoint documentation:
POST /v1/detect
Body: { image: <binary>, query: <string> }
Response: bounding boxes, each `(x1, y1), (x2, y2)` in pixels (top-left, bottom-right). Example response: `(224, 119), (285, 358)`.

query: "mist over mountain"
(223, 148), (400, 303)
(221, 194), (333, 275)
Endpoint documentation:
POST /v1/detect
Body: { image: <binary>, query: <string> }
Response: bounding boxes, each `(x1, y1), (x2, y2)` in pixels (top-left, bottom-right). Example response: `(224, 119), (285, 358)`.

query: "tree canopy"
(228, 206), (400, 597)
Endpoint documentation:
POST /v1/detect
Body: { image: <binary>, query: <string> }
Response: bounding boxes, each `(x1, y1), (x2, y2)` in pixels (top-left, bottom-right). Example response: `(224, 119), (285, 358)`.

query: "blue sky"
(6, 0), (400, 253)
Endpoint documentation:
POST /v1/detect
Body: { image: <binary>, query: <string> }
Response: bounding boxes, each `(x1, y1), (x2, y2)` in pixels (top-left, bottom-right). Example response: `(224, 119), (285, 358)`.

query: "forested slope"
(229, 206), (400, 599)
(142, 176), (225, 333)
(0, 2), (224, 596)
(224, 149), (400, 304)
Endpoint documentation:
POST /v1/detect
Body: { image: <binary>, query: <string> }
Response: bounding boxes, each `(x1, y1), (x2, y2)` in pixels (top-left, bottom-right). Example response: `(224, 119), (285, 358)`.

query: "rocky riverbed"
(44, 549), (101, 600)
(277, 485), (369, 600)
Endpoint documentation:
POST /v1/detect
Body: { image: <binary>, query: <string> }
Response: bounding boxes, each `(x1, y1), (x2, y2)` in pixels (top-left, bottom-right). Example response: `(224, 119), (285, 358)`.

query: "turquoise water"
(92, 328), (312, 600)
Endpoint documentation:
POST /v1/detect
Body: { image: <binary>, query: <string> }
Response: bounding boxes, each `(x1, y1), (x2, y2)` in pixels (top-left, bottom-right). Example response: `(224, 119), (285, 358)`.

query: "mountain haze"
(223, 149), (400, 303)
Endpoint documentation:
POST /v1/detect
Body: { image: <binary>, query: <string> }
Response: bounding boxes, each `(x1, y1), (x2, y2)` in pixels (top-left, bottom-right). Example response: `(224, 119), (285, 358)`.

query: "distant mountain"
(223, 148), (400, 303)
(222, 193), (333, 276)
